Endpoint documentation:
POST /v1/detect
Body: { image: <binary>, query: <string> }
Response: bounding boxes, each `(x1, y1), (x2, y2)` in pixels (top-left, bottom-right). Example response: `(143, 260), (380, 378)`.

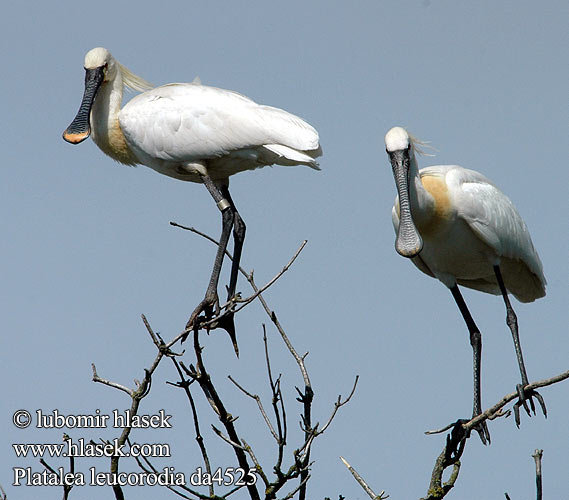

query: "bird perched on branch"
(384, 126), (546, 444)
(63, 47), (321, 355)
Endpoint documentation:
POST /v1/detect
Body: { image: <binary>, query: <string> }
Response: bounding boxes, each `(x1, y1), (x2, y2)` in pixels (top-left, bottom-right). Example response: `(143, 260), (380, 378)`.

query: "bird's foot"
(182, 294), (239, 356)
(445, 419), (469, 462)
(445, 416), (490, 462)
(513, 383), (547, 427)
(182, 295), (218, 342)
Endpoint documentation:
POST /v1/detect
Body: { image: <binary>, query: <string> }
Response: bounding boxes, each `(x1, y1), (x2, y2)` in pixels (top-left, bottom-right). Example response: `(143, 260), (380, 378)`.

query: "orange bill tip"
(62, 130), (90, 144)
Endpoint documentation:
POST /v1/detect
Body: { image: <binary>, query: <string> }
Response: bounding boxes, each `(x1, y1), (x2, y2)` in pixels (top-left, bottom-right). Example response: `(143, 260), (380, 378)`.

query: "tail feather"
(263, 144), (321, 169)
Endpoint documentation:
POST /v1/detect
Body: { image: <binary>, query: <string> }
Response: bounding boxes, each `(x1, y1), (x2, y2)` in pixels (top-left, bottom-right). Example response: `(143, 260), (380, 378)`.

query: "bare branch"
(211, 424), (247, 450)
(317, 376), (359, 436)
(39, 458), (58, 475)
(263, 326), (287, 470)
(426, 370), (569, 437)
(171, 224), (360, 500)
(280, 473), (312, 500)
(241, 438), (270, 487)
(169, 357), (215, 497)
(189, 327), (261, 500)
(130, 445), (208, 500)
(251, 282), (312, 389)
(533, 449), (543, 500)
(91, 364), (132, 395)
(464, 370), (568, 433)
(420, 447), (461, 500)
(245, 271), (313, 500)
(228, 374), (279, 442)
(176, 239), (308, 338)
(90, 314), (174, 500)
(340, 456), (389, 500)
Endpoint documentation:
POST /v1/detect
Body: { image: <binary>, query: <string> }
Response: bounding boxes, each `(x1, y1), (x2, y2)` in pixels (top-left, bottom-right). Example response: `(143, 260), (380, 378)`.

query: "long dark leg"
(493, 265), (546, 424)
(186, 174), (234, 330)
(220, 185), (246, 301)
(450, 285), (491, 445)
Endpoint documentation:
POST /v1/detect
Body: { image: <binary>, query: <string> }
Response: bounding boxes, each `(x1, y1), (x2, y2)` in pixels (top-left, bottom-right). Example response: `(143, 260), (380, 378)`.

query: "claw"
(528, 395), (536, 415)
(182, 295), (239, 356)
(182, 296), (217, 342)
(516, 384), (531, 416)
(535, 391), (547, 418)
(215, 312), (239, 357)
(513, 385), (547, 427)
(514, 403), (521, 427)
(474, 419), (491, 446)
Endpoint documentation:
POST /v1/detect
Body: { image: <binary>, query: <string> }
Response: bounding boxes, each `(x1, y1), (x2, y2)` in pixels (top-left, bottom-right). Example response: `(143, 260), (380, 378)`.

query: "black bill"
(62, 66), (105, 144)
(389, 148), (423, 257)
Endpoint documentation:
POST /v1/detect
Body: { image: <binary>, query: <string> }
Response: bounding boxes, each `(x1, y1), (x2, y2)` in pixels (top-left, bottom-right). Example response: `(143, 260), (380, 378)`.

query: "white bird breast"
(392, 165), (545, 301)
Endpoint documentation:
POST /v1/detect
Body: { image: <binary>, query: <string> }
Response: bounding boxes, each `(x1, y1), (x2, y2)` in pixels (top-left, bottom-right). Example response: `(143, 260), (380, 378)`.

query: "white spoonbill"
(384, 126), (546, 444)
(63, 47), (321, 354)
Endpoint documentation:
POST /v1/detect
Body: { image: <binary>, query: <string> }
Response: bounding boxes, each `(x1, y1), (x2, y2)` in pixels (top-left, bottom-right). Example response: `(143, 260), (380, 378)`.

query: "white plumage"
(385, 125), (546, 443)
(119, 83), (321, 181)
(386, 129), (545, 302)
(63, 47), (321, 354)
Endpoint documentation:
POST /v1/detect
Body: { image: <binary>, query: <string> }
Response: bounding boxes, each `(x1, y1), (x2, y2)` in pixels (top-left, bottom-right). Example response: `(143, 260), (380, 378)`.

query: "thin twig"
(170, 357), (215, 497)
(245, 271), (313, 500)
(340, 456), (389, 500)
(280, 473), (312, 500)
(228, 374), (279, 441)
(211, 424), (247, 450)
(130, 446), (208, 500)
(317, 376), (359, 435)
(263, 326), (287, 470)
(241, 438), (269, 487)
(183, 240), (308, 334)
(174, 224), (359, 500)
(91, 364), (132, 395)
(190, 327), (261, 500)
(91, 315), (171, 500)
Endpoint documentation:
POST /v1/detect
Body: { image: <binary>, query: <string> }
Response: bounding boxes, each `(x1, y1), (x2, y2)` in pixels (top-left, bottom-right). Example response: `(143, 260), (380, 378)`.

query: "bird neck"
(90, 69), (138, 166)
(407, 151), (437, 225)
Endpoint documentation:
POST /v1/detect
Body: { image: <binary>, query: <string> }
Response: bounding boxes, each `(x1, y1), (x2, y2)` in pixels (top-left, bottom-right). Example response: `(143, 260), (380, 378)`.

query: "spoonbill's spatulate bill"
(384, 126), (546, 445)
(63, 47), (322, 354)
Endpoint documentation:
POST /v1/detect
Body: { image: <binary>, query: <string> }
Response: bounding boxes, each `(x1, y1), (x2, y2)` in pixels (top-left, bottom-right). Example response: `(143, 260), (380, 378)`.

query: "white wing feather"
(393, 165), (546, 301)
(119, 83), (320, 165)
(447, 167), (545, 287)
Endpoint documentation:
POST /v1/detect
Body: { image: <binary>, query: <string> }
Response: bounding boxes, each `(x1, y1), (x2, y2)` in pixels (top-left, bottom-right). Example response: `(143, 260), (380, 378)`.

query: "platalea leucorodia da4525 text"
(63, 47), (321, 355)
(384, 126), (546, 445)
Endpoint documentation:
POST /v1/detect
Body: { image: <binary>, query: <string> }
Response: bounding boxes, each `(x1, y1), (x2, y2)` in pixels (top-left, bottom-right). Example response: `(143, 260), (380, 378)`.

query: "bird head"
(62, 47), (153, 145)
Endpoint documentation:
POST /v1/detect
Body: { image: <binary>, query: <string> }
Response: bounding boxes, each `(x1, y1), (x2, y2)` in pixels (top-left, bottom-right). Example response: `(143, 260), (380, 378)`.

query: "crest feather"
(408, 132), (437, 157)
(118, 62), (154, 92)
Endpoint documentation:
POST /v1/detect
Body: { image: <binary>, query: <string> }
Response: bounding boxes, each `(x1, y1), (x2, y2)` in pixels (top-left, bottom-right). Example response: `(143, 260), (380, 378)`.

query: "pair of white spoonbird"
(63, 47), (546, 443)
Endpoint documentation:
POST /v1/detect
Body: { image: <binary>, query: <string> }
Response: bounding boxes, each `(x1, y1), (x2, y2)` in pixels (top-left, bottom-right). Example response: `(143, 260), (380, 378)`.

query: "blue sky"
(1, 1), (568, 499)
